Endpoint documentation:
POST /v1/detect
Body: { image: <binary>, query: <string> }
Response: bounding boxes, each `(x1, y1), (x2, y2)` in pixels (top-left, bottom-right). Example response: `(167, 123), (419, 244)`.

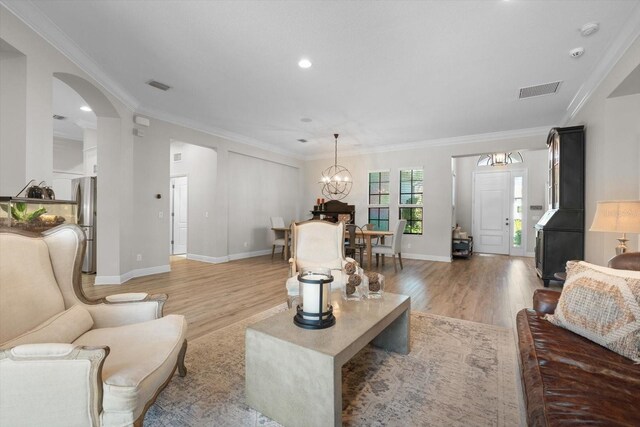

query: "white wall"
(83, 128), (97, 176)
(227, 152), (300, 256)
(169, 141), (218, 259)
(132, 116), (303, 270)
(569, 34), (640, 266)
(303, 134), (548, 262)
(0, 41), (26, 195)
(454, 149), (547, 255)
(51, 136), (83, 199)
(1, 6), (134, 283)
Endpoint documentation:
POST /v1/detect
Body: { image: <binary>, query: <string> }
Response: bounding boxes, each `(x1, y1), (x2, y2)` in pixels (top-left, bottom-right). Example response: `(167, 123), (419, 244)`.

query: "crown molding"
(303, 126), (551, 161)
(561, 3), (640, 124)
(136, 106), (306, 161)
(53, 130), (82, 142)
(1, 0), (140, 111)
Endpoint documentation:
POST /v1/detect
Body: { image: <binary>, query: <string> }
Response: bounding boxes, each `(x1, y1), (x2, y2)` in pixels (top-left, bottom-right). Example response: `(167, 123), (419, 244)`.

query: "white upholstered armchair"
(0, 225), (188, 427)
(286, 220), (363, 307)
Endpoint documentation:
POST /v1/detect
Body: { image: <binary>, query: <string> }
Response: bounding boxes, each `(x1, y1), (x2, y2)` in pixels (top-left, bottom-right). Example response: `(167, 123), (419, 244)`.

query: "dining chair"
(372, 219), (407, 272)
(345, 224), (366, 266)
(270, 216), (288, 259)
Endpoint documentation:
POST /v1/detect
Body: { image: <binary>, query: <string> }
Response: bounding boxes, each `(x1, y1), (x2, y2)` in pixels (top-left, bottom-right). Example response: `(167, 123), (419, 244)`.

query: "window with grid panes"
(399, 169), (423, 235)
(368, 171), (390, 231)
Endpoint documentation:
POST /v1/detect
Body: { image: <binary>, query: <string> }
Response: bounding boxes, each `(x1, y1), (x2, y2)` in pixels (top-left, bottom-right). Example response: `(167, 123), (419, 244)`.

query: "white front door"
(473, 171), (510, 255)
(171, 176), (188, 254)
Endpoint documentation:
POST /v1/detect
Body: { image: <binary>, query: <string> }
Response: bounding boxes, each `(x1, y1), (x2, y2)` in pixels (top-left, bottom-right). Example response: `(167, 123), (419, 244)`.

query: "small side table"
(452, 236), (473, 258)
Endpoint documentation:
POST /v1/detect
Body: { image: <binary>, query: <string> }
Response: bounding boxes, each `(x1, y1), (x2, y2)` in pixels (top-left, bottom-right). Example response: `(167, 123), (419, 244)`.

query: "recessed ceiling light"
(80, 105), (92, 112)
(300, 117), (312, 123)
(298, 58), (312, 69)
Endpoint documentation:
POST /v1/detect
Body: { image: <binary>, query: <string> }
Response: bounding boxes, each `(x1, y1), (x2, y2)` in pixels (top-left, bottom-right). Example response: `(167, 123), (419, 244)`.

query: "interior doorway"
(472, 170), (527, 256)
(170, 176), (188, 255)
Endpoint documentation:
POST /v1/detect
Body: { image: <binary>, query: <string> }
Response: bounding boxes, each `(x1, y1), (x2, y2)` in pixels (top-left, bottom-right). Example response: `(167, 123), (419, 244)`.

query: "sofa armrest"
(84, 294), (167, 328)
(533, 289), (561, 314)
(0, 344), (108, 426)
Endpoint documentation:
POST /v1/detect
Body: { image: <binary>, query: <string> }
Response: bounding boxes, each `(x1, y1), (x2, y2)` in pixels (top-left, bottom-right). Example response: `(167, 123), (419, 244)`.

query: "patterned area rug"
(145, 305), (521, 426)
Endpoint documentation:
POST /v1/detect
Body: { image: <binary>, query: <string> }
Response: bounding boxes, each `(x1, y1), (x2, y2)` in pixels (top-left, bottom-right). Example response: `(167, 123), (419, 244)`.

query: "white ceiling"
(8, 0), (640, 157)
(52, 77), (97, 141)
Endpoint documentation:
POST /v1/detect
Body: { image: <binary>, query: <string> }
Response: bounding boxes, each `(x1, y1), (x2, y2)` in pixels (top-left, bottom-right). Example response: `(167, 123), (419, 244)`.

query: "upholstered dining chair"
(285, 220), (362, 308)
(372, 219), (407, 272)
(270, 216), (288, 258)
(0, 225), (187, 427)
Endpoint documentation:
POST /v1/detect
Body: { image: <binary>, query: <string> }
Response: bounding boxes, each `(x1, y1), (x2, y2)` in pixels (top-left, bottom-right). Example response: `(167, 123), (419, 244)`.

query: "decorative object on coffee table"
(294, 267), (335, 329)
(342, 262), (366, 300)
(367, 271), (384, 298)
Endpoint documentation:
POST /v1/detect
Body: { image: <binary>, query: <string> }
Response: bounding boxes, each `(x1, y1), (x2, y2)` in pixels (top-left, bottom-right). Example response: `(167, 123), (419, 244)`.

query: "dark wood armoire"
(534, 125), (585, 286)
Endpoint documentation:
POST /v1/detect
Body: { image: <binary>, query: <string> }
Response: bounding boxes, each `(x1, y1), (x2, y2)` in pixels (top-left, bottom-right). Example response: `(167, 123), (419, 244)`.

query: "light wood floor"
(82, 253), (562, 340)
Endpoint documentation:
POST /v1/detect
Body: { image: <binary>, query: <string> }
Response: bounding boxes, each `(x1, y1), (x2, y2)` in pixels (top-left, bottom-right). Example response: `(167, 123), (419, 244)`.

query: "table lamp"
(589, 200), (640, 255)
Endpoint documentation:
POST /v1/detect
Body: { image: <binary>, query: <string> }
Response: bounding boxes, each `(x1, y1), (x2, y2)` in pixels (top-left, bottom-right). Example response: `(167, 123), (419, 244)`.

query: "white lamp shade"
(589, 200), (640, 233)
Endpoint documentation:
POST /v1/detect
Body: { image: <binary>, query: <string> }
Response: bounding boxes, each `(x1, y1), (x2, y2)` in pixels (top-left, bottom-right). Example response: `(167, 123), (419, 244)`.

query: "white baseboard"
(401, 253), (452, 263)
(186, 249), (274, 264)
(187, 253), (229, 264)
(229, 249), (272, 261)
(94, 265), (170, 285)
(525, 251), (535, 258)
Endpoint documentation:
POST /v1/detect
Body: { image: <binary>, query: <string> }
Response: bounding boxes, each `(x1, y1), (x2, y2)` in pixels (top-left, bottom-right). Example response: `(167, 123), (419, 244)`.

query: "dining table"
(356, 229), (395, 268)
(271, 226), (291, 260)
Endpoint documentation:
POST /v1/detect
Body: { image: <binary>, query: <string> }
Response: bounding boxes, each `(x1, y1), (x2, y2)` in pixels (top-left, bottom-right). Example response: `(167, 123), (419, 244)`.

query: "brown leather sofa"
(516, 253), (640, 426)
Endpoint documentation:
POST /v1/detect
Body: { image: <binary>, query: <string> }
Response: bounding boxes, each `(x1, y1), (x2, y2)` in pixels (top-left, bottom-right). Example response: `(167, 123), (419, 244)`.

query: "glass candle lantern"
(293, 267), (336, 329)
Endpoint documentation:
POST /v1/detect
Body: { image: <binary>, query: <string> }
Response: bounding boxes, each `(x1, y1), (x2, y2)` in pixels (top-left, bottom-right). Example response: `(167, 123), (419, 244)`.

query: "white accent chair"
(0, 225), (188, 427)
(270, 216), (288, 259)
(372, 219), (407, 272)
(286, 220), (362, 307)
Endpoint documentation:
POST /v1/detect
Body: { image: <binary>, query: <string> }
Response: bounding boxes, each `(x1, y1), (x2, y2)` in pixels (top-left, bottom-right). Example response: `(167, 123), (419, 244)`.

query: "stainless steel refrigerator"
(72, 177), (97, 274)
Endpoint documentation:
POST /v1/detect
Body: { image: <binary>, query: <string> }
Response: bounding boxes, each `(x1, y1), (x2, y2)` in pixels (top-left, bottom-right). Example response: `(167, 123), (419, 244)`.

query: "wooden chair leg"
(359, 250), (363, 267)
(375, 253), (379, 266)
(398, 253), (403, 269)
(177, 339), (188, 377)
(271, 245), (276, 258)
(381, 254), (385, 266)
(392, 255), (397, 272)
(282, 245), (285, 259)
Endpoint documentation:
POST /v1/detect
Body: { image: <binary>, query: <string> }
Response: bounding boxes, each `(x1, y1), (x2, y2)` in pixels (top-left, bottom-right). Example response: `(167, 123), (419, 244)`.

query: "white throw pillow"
(1, 305), (94, 349)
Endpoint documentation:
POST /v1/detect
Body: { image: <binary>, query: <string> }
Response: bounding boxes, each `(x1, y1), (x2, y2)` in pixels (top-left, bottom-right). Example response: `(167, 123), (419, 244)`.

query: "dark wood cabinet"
(535, 126), (585, 286)
(310, 200), (355, 223)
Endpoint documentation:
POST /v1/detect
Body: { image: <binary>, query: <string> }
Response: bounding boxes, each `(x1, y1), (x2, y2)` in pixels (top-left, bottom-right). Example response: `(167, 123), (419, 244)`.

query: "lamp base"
(293, 305), (336, 329)
(616, 237), (629, 255)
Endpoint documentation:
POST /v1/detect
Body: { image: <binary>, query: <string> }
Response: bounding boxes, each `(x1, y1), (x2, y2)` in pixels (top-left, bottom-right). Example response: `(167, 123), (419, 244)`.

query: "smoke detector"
(580, 22), (599, 37)
(569, 47), (585, 58)
(297, 139), (308, 143)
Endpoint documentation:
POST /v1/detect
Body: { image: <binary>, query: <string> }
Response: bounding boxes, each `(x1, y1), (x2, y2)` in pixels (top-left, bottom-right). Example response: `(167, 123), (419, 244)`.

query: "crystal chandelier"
(477, 152), (523, 166)
(319, 134), (352, 200)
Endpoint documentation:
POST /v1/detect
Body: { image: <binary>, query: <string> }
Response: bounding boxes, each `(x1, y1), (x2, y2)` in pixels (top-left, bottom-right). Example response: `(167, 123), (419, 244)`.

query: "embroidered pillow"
(546, 261), (640, 362)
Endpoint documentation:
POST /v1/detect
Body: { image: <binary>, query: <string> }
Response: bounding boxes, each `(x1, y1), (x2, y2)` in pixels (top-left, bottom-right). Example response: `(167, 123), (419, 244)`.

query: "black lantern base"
(293, 305), (336, 329)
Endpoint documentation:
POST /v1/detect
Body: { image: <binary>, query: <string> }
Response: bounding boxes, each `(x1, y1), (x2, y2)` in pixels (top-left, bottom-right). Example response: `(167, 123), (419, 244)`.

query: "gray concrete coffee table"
(245, 292), (410, 427)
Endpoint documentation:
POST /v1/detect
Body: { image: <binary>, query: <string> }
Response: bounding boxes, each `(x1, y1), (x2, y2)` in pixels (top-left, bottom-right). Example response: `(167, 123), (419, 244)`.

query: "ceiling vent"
(52, 114), (66, 120)
(519, 81), (561, 99)
(173, 153), (182, 162)
(147, 80), (171, 91)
